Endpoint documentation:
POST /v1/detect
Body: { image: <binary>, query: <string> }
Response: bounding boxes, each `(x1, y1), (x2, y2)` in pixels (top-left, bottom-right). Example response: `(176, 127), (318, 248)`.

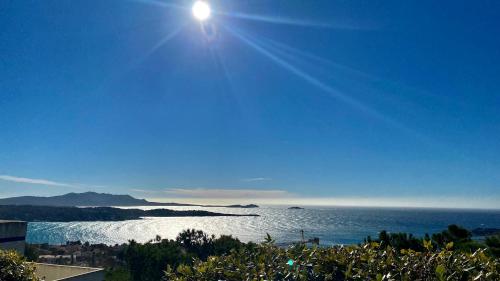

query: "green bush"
(0, 250), (39, 281)
(164, 239), (500, 281)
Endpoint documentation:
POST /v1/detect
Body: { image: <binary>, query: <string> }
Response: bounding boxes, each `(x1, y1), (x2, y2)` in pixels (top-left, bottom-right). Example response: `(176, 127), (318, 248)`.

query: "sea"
(26, 205), (500, 246)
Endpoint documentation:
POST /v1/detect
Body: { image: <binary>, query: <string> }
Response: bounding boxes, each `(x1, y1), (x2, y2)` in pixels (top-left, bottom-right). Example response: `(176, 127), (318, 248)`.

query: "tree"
(213, 235), (243, 255)
(431, 224), (482, 252)
(120, 230), (245, 281)
(373, 230), (424, 251)
(122, 239), (189, 281)
(175, 229), (214, 259)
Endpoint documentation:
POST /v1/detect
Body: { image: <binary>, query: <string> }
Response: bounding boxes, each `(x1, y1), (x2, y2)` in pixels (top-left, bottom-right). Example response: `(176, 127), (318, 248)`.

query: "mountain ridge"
(0, 192), (258, 208)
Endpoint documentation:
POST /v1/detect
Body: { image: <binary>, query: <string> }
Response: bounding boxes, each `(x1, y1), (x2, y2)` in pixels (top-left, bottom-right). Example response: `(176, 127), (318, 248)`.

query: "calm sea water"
(26, 206), (500, 245)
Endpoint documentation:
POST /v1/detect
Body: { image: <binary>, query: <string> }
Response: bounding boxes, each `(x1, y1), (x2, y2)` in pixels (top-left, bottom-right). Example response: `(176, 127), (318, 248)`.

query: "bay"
(26, 206), (500, 245)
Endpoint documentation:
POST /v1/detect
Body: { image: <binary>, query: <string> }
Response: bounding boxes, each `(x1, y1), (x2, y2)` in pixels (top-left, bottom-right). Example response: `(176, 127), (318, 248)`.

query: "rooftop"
(33, 263), (104, 281)
(0, 220), (25, 223)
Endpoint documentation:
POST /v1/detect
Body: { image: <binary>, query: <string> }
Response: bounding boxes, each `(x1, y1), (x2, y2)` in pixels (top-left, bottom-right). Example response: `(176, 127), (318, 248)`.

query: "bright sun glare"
(192, 1), (211, 21)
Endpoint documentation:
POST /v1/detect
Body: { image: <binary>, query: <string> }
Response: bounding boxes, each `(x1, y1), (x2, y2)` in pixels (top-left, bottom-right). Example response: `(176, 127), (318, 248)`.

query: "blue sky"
(1, 0), (499, 208)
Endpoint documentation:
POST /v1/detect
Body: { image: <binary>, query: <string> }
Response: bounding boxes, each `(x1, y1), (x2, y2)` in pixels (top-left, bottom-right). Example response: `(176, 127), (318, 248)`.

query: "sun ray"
(209, 47), (229, 87)
(259, 36), (455, 108)
(223, 24), (430, 142)
(259, 36), (375, 80)
(127, 0), (186, 10)
(145, 24), (186, 59)
(224, 25), (383, 118)
(98, 23), (186, 92)
(216, 11), (371, 30)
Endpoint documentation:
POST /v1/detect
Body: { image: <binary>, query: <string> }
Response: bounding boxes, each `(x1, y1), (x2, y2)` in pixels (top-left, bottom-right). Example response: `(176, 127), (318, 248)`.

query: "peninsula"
(0, 205), (258, 222)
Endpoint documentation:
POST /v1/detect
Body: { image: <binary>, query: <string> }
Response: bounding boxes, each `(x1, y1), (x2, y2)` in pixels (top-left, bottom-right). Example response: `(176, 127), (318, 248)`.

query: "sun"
(192, 1), (211, 21)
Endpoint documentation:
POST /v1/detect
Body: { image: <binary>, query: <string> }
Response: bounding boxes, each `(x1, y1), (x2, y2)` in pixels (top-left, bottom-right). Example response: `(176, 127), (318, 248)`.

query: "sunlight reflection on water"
(27, 206), (500, 245)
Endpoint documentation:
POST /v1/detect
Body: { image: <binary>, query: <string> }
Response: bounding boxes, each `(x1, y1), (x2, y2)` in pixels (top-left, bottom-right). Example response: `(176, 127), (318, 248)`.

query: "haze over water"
(27, 206), (500, 246)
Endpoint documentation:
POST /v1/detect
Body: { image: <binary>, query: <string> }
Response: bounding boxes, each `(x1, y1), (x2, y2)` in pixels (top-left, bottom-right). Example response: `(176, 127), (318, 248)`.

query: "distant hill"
(0, 192), (258, 208)
(0, 192), (152, 206)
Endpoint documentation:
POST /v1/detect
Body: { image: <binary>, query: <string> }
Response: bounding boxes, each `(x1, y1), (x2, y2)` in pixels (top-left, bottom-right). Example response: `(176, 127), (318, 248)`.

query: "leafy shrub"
(164, 238), (500, 281)
(0, 250), (39, 281)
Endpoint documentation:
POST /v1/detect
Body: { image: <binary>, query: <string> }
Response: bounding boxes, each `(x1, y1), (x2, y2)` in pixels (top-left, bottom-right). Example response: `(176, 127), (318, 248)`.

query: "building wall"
(0, 220), (27, 254)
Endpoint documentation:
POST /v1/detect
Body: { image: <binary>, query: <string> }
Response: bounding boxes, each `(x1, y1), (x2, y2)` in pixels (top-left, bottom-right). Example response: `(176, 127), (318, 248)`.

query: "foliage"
(366, 230), (424, 251)
(431, 224), (482, 252)
(122, 239), (187, 281)
(24, 244), (39, 262)
(0, 250), (39, 281)
(121, 229), (244, 281)
(114, 227), (500, 280)
(105, 267), (132, 281)
(164, 239), (500, 281)
(213, 235), (245, 255)
(366, 224), (484, 253)
(486, 235), (500, 258)
(176, 229), (215, 260)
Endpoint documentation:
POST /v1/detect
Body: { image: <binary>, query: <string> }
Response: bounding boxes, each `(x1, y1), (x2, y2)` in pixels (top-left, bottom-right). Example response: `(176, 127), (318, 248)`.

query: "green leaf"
(423, 239), (433, 251)
(435, 264), (446, 281)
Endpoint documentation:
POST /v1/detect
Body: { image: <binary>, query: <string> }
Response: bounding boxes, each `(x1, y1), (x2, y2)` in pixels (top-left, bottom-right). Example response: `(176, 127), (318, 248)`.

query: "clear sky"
(1, 0), (499, 208)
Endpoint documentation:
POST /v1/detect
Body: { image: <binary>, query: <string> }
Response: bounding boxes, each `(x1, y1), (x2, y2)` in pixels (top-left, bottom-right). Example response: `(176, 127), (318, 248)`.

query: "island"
(0, 205), (258, 222)
(288, 206), (304, 210)
(225, 204), (259, 208)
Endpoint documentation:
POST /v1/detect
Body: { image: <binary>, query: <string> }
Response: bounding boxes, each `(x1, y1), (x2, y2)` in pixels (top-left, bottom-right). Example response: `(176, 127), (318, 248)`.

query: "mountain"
(0, 192), (190, 207)
(0, 192), (258, 208)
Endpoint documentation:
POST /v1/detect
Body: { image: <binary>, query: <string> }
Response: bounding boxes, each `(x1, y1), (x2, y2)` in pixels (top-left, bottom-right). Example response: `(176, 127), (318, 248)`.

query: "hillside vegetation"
(0, 205), (257, 222)
(165, 237), (500, 280)
(20, 225), (500, 281)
